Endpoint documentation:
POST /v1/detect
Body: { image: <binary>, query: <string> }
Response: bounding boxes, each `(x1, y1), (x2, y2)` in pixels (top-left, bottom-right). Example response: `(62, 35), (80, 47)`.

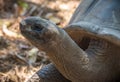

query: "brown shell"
(65, 0), (120, 46)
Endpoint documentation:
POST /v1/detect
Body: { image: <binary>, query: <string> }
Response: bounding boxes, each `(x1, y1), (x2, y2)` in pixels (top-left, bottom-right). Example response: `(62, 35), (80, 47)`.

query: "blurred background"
(0, 0), (79, 82)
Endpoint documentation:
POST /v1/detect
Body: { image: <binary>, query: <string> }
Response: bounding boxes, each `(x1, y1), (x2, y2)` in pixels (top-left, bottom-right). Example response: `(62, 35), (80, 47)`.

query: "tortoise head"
(20, 17), (65, 51)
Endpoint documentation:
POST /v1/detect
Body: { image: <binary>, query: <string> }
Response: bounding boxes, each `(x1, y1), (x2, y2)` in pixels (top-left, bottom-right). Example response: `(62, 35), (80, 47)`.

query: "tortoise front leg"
(28, 64), (71, 82)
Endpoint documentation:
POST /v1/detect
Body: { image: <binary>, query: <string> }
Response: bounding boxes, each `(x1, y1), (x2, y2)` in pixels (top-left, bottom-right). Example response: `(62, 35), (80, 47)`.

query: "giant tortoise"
(20, 0), (120, 82)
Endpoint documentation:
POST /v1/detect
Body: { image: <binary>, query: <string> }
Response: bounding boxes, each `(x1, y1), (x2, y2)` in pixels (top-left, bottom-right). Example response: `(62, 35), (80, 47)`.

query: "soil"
(0, 0), (79, 82)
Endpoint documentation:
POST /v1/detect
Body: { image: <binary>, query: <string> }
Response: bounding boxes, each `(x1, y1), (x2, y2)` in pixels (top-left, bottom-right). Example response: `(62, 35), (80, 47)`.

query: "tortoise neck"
(46, 30), (90, 80)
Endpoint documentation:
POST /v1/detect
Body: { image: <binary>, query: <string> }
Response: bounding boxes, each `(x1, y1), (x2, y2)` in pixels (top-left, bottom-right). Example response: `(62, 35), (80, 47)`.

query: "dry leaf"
(27, 48), (39, 65)
(45, 13), (61, 24)
(59, 4), (69, 10)
(2, 25), (22, 38)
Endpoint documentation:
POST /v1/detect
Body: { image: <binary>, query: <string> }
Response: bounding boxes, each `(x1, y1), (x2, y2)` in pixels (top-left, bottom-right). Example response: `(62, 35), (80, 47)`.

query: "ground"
(0, 0), (79, 82)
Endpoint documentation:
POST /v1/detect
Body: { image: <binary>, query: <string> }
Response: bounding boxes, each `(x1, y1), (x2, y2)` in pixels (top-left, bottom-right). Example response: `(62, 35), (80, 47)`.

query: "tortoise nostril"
(20, 20), (27, 30)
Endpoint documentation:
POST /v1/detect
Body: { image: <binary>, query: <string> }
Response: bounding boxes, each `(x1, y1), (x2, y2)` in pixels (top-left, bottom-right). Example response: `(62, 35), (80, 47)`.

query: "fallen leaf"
(45, 13), (61, 24)
(2, 25), (22, 38)
(27, 48), (39, 65)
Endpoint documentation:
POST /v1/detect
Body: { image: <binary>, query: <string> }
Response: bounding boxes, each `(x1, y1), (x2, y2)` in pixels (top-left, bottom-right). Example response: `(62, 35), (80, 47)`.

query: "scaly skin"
(27, 64), (71, 82)
(20, 17), (120, 82)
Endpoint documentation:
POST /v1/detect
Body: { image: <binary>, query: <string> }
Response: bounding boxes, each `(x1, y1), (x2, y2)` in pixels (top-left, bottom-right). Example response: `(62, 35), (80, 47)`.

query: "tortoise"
(20, 0), (120, 82)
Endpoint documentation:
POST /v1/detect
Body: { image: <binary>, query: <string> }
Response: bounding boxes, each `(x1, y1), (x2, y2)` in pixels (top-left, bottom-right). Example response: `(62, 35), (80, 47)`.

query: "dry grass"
(0, 0), (79, 81)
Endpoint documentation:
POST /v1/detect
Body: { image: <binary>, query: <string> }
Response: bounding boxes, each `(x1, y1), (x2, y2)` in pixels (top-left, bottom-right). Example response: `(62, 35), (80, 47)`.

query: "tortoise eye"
(31, 25), (44, 32)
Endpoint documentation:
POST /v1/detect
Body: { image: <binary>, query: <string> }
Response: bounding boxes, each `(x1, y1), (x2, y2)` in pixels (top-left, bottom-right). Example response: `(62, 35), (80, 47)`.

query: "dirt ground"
(0, 0), (79, 82)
